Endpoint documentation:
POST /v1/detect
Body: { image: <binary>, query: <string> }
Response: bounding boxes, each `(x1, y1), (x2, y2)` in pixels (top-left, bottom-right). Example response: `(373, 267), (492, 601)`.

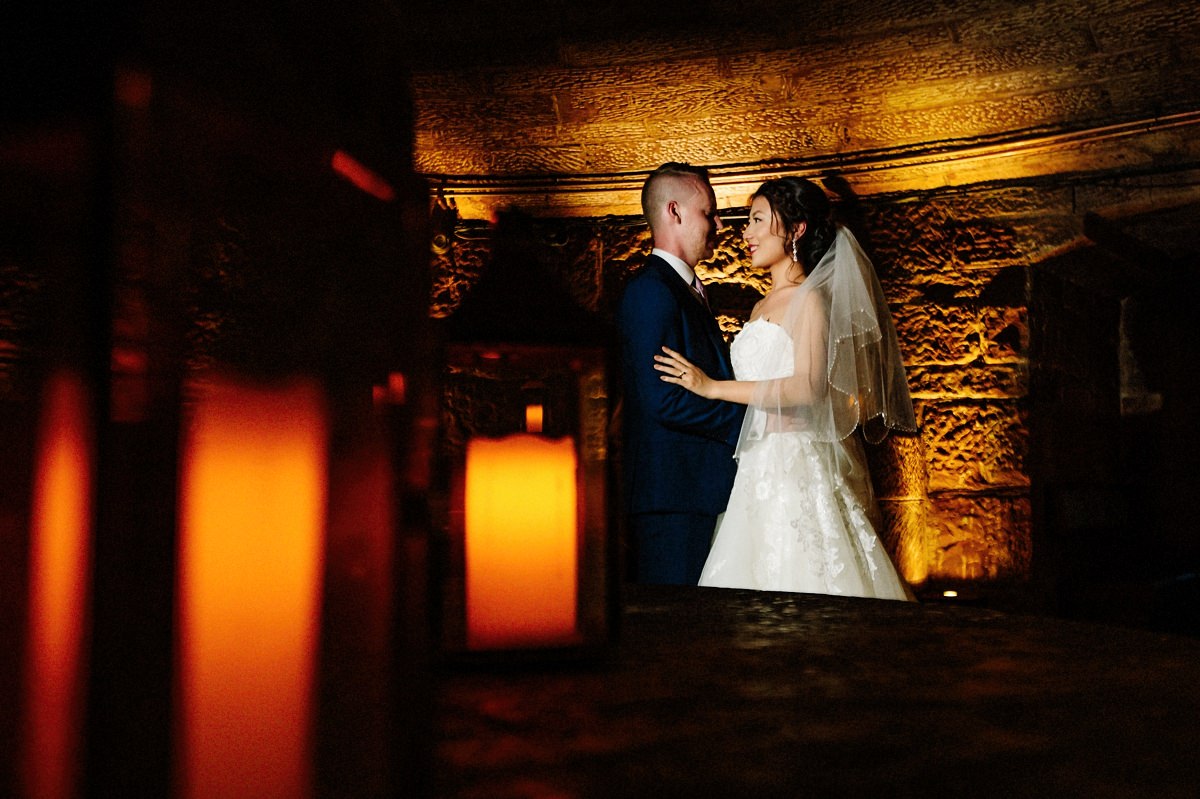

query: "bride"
(654, 177), (917, 601)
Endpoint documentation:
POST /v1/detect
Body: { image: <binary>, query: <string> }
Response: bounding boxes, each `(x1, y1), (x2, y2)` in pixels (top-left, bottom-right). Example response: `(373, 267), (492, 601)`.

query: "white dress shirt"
(652, 248), (698, 287)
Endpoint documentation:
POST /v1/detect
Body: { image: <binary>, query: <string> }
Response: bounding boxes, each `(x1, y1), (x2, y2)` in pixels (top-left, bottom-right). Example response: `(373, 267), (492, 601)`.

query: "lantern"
(437, 212), (617, 662)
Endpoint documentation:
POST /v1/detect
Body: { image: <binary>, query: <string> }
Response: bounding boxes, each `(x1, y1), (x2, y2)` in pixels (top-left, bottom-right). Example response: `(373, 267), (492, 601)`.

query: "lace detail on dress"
(722, 433), (891, 595)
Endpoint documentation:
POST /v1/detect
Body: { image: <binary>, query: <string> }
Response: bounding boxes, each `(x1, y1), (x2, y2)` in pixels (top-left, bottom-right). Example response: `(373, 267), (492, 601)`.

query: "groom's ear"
(666, 200), (682, 225)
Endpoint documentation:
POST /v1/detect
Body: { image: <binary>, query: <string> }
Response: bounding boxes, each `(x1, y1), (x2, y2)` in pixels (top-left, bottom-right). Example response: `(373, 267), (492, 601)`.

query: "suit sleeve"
(618, 275), (744, 445)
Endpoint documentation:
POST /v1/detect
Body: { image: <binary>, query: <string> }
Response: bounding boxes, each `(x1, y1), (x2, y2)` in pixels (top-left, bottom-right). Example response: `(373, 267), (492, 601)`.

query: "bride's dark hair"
(750, 177), (836, 278)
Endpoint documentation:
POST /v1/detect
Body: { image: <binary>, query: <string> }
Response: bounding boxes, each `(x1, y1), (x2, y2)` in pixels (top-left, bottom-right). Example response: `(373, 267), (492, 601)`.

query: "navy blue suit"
(615, 255), (745, 584)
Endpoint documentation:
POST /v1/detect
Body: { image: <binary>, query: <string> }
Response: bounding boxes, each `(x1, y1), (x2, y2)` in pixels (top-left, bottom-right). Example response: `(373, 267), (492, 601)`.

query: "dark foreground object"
(436, 584), (1200, 798)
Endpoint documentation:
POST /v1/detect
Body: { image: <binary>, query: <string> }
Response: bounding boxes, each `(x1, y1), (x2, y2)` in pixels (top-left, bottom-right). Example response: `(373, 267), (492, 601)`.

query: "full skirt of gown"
(698, 430), (912, 599)
(697, 319), (913, 600)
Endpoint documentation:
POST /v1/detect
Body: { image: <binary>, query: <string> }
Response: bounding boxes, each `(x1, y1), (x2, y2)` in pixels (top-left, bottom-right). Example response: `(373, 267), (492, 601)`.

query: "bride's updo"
(750, 177), (835, 277)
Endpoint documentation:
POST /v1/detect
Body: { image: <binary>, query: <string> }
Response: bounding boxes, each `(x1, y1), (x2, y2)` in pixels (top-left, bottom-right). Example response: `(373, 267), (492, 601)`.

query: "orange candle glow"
(21, 370), (93, 799)
(525, 403), (544, 433)
(176, 376), (327, 799)
(464, 433), (578, 650)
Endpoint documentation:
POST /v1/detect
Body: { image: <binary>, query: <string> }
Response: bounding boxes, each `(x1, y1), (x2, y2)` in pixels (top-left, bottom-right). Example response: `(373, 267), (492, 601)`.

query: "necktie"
(691, 274), (710, 311)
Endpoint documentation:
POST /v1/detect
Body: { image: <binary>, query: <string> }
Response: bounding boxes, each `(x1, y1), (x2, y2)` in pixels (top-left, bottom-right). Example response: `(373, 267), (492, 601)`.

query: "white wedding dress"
(698, 319), (914, 600)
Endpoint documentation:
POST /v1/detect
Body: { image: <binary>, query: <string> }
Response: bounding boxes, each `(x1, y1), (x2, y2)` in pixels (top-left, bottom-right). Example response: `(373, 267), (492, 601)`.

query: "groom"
(615, 163), (745, 585)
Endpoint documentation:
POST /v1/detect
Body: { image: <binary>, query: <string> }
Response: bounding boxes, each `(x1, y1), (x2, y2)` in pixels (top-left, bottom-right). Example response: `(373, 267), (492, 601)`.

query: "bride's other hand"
(654, 346), (713, 397)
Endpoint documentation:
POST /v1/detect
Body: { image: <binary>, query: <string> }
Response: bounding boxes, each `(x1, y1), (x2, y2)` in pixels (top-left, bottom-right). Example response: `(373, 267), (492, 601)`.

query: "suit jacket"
(615, 255), (745, 516)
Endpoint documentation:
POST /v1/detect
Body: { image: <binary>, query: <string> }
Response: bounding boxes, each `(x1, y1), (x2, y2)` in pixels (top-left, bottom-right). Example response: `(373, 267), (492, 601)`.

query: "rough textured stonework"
(410, 0), (1200, 183)
(923, 400), (1029, 492)
(433, 161), (1200, 592)
(431, 234), (490, 320)
(929, 493), (1033, 581)
(428, 178), (1060, 588)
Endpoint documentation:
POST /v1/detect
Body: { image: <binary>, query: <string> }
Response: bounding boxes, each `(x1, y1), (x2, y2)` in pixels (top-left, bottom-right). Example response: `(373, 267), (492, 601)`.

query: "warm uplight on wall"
(21, 370), (94, 799)
(175, 376), (327, 799)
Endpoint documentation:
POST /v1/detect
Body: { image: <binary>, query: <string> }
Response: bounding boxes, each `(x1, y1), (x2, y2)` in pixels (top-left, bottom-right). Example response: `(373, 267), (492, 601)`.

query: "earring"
(791, 238), (800, 263)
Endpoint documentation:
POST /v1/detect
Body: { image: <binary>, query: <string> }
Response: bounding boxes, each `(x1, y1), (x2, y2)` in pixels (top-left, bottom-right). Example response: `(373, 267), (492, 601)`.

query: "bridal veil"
(736, 224), (917, 456)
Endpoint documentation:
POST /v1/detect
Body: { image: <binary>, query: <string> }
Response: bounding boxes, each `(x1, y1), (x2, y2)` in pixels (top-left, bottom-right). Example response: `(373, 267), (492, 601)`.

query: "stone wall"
(431, 165), (1200, 593)
(409, 0), (1200, 219)
(409, 0), (1200, 600)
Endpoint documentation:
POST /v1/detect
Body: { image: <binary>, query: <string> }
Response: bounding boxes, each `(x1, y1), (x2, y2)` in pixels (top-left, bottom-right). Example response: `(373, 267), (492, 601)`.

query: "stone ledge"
(428, 111), (1200, 220)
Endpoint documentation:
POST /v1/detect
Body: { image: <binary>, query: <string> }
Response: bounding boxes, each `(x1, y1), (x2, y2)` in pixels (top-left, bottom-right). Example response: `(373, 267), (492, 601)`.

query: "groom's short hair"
(642, 162), (712, 229)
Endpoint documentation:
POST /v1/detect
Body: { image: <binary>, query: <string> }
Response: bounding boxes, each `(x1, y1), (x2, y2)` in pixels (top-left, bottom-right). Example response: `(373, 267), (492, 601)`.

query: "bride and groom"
(615, 163), (916, 601)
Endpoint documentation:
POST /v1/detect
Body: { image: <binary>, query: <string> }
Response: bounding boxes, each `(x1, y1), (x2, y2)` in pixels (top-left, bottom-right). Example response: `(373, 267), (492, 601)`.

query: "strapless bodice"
(731, 318), (793, 381)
